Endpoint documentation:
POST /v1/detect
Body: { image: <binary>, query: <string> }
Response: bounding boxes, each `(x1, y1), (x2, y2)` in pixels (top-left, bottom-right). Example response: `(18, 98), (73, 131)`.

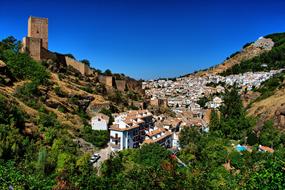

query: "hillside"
(0, 36), (146, 188)
(246, 70), (285, 129)
(221, 33), (285, 128)
(1, 31), (285, 189)
(182, 32), (285, 129)
(191, 36), (274, 77)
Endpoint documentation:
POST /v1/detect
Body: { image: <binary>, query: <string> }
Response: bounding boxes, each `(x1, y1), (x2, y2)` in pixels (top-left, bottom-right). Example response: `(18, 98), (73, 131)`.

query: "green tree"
(104, 69), (112, 76)
(81, 59), (90, 66)
(259, 120), (282, 147)
(209, 110), (220, 133)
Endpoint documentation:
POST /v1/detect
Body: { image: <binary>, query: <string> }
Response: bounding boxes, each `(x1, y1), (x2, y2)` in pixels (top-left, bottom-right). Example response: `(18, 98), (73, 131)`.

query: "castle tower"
(22, 16), (48, 61)
(28, 16), (48, 49)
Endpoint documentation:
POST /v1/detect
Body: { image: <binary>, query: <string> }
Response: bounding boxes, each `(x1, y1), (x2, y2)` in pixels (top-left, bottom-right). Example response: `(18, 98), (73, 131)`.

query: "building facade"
(109, 110), (176, 151)
(91, 113), (109, 130)
(109, 110), (154, 151)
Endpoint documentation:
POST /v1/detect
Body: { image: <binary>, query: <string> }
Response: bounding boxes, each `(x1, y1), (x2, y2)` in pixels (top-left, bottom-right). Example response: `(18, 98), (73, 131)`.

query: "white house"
(109, 110), (154, 151)
(91, 113), (109, 130)
(206, 96), (223, 109)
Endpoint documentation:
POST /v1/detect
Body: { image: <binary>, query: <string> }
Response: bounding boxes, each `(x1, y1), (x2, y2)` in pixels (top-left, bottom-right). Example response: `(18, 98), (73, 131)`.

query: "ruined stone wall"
(40, 48), (57, 61)
(98, 75), (113, 87)
(65, 56), (89, 75)
(86, 67), (95, 76)
(28, 16), (48, 49)
(115, 79), (126, 91)
(22, 37), (41, 61)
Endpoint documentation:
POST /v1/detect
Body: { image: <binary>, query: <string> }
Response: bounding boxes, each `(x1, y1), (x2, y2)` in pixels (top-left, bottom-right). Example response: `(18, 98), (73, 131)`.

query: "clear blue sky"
(1, 0), (285, 79)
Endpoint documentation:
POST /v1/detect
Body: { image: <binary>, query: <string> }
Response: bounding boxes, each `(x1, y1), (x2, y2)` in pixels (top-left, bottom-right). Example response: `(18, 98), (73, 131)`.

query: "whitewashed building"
(91, 113), (109, 130)
(109, 110), (154, 151)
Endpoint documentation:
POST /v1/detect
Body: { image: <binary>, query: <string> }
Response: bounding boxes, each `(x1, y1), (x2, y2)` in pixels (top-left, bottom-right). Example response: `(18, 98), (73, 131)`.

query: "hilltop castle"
(22, 16), (128, 91)
(22, 16), (93, 76)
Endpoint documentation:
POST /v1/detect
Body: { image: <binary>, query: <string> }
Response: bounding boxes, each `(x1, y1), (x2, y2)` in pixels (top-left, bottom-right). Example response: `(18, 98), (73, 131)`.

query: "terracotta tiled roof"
(259, 145), (274, 153)
(110, 124), (139, 131)
(146, 128), (166, 137)
(143, 131), (172, 144)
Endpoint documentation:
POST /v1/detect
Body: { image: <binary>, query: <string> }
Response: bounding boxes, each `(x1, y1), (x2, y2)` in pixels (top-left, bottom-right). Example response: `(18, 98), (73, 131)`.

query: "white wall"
(110, 130), (124, 151)
(91, 117), (108, 130)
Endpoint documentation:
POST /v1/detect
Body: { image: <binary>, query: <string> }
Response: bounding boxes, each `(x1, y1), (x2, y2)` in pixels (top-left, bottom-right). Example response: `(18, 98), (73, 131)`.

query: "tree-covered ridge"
(221, 32), (285, 76)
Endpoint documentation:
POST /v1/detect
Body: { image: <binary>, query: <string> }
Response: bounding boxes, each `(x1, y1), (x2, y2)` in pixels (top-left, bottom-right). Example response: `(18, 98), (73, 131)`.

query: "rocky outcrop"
(0, 60), (6, 67)
(193, 38), (274, 77)
(0, 60), (14, 85)
(275, 106), (285, 128)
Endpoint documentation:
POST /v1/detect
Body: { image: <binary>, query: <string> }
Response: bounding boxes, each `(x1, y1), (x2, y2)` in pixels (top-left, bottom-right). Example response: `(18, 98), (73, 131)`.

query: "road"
(93, 143), (113, 170)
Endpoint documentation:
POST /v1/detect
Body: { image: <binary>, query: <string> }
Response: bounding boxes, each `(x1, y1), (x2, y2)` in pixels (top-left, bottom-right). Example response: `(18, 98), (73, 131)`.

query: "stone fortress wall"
(65, 56), (89, 75)
(22, 37), (42, 60)
(22, 16), (128, 90)
(115, 80), (126, 91)
(98, 75), (113, 87)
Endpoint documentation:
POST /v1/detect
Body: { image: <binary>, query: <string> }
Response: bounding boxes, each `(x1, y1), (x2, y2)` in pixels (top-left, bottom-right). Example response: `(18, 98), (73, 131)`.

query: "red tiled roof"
(143, 131), (172, 144)
(109, 124), (139, 131)
(259, 145), (274, 153)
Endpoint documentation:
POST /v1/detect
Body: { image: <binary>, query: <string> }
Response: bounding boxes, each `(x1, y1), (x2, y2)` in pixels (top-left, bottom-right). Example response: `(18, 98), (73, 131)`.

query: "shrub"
(80, 125), (109, 148)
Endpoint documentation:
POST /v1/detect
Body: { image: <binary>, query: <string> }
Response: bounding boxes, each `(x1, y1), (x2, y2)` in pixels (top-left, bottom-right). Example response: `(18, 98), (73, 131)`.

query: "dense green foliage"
(221, 32), (285, 76)
(210, 87), (254, 139)
(80, 125), (109, 148)
(99, 144), (189, 189)
(177, 126), (285, 189)
(0, 36), (50, 84)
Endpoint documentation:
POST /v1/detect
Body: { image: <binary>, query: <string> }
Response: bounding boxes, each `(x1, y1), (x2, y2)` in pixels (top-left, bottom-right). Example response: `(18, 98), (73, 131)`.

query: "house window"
(115, 133), (119, 145)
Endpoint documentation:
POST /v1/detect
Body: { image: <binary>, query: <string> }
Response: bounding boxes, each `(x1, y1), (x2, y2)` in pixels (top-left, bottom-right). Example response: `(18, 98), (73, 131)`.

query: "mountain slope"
(182, 32), (285, 129)
(192, 36), (274, 77)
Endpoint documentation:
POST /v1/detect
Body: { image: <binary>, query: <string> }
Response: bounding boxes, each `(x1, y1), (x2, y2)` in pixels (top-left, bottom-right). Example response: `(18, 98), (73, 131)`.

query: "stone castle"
(22, 16), (127, 91)
(22, 17), (48, 61)
(22, 16), (93, 76)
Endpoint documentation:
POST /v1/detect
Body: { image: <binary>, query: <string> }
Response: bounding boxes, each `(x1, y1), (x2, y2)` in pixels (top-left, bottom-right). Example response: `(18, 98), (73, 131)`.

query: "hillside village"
(143, 69), (283, 110)
(19, 16), (283, 156)
(1, 14), (285, 189)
